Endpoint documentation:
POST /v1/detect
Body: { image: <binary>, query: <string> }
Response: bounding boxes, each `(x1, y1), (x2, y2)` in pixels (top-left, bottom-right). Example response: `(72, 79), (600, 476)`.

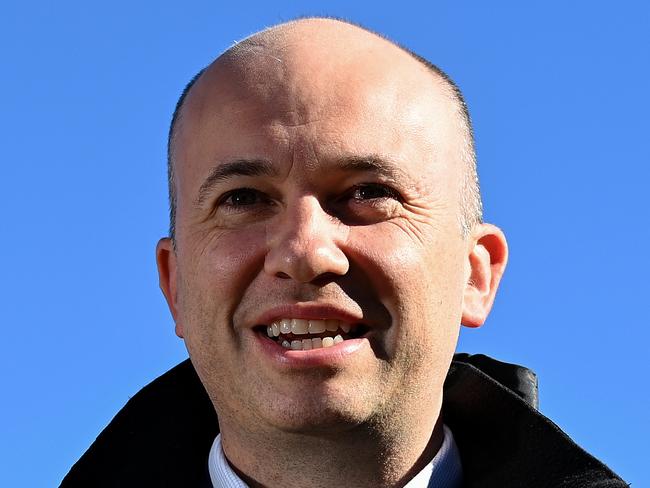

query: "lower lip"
(254, 332), (369, 369)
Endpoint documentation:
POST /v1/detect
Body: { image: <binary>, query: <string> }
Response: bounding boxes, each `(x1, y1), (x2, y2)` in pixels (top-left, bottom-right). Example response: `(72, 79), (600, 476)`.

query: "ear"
(156, 237), (184, 338)
(461, 224), (508, 328)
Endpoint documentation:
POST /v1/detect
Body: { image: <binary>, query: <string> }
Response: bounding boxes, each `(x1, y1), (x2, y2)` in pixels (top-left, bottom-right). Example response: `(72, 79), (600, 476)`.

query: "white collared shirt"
(208, 425), (463, 487)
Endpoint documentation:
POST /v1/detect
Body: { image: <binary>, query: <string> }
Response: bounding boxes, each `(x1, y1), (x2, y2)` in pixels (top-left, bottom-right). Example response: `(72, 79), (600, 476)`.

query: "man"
(62, 18), (627, 487)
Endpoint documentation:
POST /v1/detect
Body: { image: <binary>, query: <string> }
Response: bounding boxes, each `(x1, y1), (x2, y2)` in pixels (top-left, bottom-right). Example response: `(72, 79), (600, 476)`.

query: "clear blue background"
(1, 1), (647, 486)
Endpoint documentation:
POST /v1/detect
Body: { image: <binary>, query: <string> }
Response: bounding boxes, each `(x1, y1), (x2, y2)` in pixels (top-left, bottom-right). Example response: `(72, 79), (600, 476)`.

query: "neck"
(218, 397), (444, 488)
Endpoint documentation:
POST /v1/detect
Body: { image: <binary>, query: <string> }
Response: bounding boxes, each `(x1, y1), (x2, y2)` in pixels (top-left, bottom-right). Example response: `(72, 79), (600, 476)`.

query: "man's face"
(160, 36), (478, 435)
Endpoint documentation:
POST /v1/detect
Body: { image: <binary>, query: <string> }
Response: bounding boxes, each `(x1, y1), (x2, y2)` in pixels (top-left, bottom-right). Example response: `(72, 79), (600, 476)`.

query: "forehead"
(172, 26), (463, 190)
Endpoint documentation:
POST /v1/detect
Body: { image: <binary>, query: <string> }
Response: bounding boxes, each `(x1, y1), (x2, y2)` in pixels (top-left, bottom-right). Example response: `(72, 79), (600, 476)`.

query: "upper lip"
(252, 303), (367, 328)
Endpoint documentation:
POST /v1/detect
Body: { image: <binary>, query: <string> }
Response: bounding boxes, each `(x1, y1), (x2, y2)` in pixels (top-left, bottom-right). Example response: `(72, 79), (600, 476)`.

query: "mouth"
(254, 319), (370, 351)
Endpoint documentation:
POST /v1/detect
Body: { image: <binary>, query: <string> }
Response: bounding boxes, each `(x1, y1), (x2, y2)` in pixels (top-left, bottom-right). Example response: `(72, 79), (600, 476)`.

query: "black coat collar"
(61, 355), (626, 487)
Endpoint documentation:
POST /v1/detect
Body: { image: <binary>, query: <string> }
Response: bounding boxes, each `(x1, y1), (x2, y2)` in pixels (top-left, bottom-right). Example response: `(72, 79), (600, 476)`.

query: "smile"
(261, 318), (368, 351)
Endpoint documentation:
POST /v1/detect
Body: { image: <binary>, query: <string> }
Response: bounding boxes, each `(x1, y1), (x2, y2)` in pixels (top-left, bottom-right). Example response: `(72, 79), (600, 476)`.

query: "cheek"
(176, 227), (267, 334)
(190, 224), (266, 279)
(351, 223), (465, 299)
(175, 227), (270, 401)
(348, 224), (466, 345)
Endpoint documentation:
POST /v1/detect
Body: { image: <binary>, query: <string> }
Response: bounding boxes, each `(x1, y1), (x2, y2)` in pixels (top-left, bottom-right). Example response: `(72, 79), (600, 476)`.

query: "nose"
(264, 196), (349, 283)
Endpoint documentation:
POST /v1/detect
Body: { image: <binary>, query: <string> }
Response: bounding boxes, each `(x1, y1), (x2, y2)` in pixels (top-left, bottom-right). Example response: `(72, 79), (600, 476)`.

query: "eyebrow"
(195, 158), (276, 206)
(337, 155), (408, 183)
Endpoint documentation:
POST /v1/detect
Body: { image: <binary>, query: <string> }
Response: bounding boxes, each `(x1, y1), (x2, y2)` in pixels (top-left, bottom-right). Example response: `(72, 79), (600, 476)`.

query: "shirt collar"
(208, 433), (248, 488)
(208, 425), (462, 488)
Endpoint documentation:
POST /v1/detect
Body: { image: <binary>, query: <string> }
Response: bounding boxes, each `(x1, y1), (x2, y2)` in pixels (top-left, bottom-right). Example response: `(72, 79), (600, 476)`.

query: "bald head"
(167, 18), (482, 240)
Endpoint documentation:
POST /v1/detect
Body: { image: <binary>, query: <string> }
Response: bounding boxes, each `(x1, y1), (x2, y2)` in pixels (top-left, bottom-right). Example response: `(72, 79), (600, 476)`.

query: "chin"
(260, 386), (377, 435)
(268, 406), (369, 435)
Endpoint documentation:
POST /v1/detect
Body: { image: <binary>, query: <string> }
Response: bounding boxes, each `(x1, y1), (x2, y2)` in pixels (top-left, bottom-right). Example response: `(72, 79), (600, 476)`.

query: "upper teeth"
(266, 318), (352, 337)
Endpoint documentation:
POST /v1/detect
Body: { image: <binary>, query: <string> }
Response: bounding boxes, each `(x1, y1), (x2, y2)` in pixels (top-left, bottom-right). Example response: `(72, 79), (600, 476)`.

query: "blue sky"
(1, 1), (647, 486)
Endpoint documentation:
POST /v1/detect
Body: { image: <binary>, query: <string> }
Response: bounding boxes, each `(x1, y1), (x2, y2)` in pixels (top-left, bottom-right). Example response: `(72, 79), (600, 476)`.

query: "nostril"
(310, 272), (348, 287)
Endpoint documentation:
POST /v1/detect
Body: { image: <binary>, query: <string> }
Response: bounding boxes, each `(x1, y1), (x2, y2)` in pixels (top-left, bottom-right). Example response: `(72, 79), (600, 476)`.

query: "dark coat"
(61, 354), (627, 487)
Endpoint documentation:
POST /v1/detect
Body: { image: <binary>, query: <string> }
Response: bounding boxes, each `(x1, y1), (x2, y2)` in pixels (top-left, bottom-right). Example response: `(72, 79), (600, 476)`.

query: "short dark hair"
(166, 68), (205, 242)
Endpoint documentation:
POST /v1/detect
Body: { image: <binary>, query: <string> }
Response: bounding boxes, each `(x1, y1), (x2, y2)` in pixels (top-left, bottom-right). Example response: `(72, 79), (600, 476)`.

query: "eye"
(224, 188), (262, 206)
(330, 183), (402, 224)
(349, 183), (401, 201)
(217, 188), (272, 211)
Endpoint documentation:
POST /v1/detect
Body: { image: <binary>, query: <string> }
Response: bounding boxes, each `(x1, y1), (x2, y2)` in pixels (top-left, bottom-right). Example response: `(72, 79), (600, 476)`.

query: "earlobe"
(156, 238), (184, 338)
(461, 224), (508, 328)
